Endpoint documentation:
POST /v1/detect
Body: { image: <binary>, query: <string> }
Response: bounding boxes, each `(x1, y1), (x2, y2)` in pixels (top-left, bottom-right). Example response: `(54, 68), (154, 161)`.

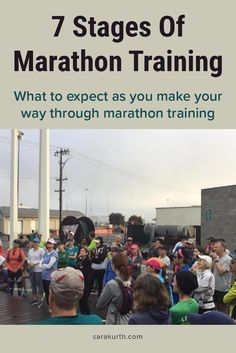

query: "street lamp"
(17, 130), (24, 206)
(85, 188), (88, 216)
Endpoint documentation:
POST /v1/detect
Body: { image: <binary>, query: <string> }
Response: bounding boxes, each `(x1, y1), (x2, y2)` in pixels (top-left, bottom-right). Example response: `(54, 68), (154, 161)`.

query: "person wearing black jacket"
(89, 237), (108, 298)
(76, 247), (91, 314)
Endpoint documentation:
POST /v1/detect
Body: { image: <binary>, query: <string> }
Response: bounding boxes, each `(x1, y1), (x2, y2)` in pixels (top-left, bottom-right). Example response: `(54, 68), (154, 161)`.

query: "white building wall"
(156, 206), (201, 226)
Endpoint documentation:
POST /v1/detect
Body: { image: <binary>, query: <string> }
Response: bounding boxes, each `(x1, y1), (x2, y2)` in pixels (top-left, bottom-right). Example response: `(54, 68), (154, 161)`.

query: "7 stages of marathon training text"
(13, 90), (223, 122)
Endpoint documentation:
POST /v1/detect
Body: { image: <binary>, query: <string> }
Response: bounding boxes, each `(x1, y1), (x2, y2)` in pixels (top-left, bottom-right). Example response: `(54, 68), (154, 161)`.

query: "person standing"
(103, 246), (122, 285)
(97, 253), (133, 324)
(89, 237), (108, 298)
(223, 252), (236, 319)
(66, 239), (78, 268)
(27, 237), (45, 306)
(34, 267), (102, 325)
(0, 256), (9, 292)
(57, 241), (69, 269)
(158, 246), (171, 268)
(192, 255), (215, 313)
(129, 244), (143, 280)
(0, 239), (4, 256)
(210, 240), (232, 313)
(6, 239), (25, 296)
(87, 231), (96, 254)
(170, 271), (199, 324)
(41, 239), (58, 305)
(129, 273), (170, 325)
(76, 247), (92, 315)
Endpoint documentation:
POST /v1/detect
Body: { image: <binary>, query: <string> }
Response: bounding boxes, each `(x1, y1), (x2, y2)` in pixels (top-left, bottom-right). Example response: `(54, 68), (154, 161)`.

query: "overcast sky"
(0, 129), (236, 222)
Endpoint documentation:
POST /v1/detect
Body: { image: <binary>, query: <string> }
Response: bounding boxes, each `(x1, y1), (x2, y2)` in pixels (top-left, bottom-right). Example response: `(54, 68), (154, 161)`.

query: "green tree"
(128, 215), (143, 225)
(109, 212), (125, 226)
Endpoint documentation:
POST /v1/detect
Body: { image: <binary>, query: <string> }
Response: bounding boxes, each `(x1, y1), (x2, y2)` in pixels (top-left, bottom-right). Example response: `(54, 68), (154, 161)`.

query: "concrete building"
(155, 206), (201, 241)
(201, 185), (236, 252)
(0, 206), (84, 236)
(155, 206), (201, 226)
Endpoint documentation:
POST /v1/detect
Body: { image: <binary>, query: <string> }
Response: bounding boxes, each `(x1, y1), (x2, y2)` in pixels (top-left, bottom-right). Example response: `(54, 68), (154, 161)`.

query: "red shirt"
(6, 247), (25, 272)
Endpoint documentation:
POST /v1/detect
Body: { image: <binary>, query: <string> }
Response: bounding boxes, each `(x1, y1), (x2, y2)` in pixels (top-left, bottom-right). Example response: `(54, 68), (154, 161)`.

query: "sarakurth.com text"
(92, 334), (143, 340)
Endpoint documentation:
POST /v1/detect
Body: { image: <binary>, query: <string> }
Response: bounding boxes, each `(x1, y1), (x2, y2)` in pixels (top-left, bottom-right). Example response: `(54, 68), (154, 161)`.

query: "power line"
(0, 135), (198, 195)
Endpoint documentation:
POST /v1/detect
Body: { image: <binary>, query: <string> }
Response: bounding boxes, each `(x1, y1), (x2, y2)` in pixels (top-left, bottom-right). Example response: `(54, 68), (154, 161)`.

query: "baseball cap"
(127, 237), (133, 241)
(46, 238), (56, 244)
(197, 255), (213, 266)
(187, 311), (234, 325)
(13, 239), (20, 245)
(0, 256), (6, 266)
(186, 239), (195, 245)
(50, 267), (84, 300)
(229, 252), (236, 261)
(131, 244), (139, 250)
(144, 257), (164, 269)
(33, 237), (40, 243)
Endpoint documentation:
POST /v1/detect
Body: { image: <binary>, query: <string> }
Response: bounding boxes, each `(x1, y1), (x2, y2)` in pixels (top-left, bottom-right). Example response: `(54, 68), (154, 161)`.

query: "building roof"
(155, 206), (201, 210)
(0, 206), (84, 219)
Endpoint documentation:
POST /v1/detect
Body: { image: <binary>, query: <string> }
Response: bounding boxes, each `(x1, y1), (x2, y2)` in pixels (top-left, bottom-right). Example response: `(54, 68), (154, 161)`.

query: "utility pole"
(17, 130), (24, 207)
(54, 148), (70, 227)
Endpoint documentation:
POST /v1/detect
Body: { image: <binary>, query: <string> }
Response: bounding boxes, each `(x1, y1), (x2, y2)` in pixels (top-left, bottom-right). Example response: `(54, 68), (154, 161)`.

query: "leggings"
(30, 272), (44, 297)
(42, 279), (51, 304)
(8, 269), (23, 296)
(89, 269), (105, 298)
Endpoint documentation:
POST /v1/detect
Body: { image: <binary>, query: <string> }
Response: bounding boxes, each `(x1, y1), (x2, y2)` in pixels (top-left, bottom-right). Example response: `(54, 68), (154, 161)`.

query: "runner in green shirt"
(170, 271), (199, 324)
(57, 241), (69, 269)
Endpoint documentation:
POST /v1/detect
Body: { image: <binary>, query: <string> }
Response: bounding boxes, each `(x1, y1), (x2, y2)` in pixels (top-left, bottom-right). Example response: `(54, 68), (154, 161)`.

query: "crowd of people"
(0, 233), (235, 325)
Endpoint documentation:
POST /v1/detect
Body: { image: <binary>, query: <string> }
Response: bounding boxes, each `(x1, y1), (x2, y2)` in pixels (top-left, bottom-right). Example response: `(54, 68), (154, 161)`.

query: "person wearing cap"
(6, 239), (26, 296)
(145, 257), (174, 305)
(27, 237), (45, 305)
(125, 237), (133, 256)
(40, 238), (58, 306)
(144, 257), (165, 283)
(191, 246), (206, 272)
(210, 240), (232, 313)
(36, 234), (45, 249)
(192, 255), (215, 313)
(0, 256), (9, 292)
(170, 271), (199, 324)
(34, 267), (103, 325)
(223, 252), (236, 319)
(89, 237), (108, 298)
(187, 310), (234, 325)
(129, 244), (143, 280)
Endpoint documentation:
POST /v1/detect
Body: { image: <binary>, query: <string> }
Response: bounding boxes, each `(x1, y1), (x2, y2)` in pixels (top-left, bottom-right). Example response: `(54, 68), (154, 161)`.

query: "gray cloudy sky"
(0, 129), (236, 222)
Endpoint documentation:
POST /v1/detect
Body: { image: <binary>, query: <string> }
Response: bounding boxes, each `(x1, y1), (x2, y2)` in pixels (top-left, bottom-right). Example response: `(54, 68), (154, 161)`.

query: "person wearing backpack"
(6, 239), (26, 296)
(97, 253), (133, 324)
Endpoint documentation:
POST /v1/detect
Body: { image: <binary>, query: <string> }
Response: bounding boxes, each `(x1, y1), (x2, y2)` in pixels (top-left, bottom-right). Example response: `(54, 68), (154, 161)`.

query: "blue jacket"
(103, 259), (116, 284)
(42, 250), (58, 281)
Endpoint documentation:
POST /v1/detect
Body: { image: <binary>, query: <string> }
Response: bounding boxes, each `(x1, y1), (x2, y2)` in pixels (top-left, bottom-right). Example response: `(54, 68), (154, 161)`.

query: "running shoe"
(37, 293), (45, 308)
(31, 300), (38, 305)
